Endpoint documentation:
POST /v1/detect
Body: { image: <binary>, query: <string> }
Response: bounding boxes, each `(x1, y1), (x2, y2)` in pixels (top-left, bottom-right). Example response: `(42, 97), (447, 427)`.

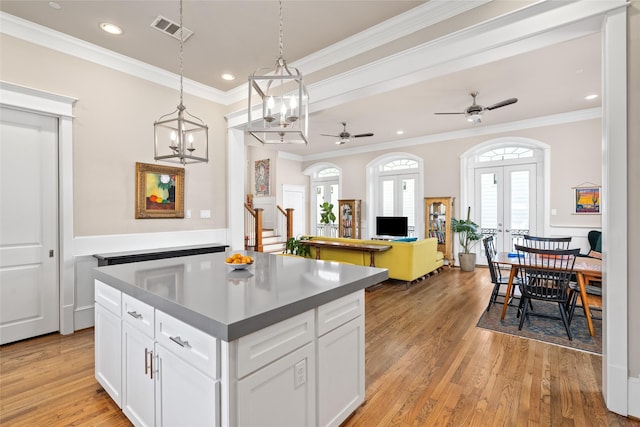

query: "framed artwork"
(135, 162), (185, 218)
(255, 159), (270, 196)
(573, 186), (601, 214)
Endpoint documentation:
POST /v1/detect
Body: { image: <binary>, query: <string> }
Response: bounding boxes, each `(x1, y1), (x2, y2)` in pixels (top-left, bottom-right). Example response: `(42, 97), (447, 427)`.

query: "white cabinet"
(95, 278), (366, 427)
(122, 322), (155, 427)
(317, 316), (364, 427)
(155, 344), (219, 427)
(316, 290), (365, 427)
(237, 342), (316, 427)
(94, 280), (122, 407)
(94, 303), (122, 406)
(155, 310), (219, 427)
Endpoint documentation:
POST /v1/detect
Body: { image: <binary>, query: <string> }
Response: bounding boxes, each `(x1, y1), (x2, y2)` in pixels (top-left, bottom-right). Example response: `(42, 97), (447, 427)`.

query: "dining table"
(494, 251), (602, 337)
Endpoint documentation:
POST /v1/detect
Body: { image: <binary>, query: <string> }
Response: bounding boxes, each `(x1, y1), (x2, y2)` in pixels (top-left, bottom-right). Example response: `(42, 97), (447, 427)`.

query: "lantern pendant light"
(153, 0), (209, 164)
(247, 0), (309, 145)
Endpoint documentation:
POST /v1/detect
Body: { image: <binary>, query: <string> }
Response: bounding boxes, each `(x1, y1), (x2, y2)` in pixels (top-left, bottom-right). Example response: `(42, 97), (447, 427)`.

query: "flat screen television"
(376, 216), (408, 237)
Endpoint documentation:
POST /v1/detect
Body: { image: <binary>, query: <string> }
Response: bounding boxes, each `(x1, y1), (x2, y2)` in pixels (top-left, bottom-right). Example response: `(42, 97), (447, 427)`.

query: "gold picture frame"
(135, 162), (185, 219)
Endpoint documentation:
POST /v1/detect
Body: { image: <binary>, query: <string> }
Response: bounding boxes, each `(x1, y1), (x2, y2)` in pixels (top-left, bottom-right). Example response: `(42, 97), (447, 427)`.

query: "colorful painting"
(574, 186), (600, 214)
(135, 162), (185, 218)
(255, 159), (270, 196)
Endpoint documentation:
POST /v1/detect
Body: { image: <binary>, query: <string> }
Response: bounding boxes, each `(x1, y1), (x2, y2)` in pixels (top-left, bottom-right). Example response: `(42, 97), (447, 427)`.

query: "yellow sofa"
(303, 236), (444, 284)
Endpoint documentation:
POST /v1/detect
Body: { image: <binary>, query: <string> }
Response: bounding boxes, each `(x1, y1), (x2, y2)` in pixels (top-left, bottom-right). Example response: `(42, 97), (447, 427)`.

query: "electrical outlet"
(200, 210), (211, 219)
(294, 360), (306, 388)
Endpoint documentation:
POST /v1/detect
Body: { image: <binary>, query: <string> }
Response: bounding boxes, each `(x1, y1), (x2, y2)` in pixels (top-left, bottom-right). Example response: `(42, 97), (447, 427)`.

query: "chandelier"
(153, 0), (208, 165)
(247, 0), (309, 145)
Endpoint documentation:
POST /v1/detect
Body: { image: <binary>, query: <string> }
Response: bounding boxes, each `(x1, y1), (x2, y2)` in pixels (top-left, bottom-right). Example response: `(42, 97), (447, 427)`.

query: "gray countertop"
(93, 251), (388, 341)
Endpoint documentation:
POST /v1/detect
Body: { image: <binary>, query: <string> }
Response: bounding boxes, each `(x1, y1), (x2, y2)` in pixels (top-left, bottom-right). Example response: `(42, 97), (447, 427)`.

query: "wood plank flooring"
(1, 267), (636, 426)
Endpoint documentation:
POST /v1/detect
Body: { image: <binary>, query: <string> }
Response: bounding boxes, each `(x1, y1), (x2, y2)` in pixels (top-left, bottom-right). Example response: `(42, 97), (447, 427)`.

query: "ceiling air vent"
(151, 15), (193, 42)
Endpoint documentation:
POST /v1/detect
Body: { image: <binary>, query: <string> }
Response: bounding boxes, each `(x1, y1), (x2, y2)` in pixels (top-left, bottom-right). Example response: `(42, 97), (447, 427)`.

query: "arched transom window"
(478, 147), (533, 162)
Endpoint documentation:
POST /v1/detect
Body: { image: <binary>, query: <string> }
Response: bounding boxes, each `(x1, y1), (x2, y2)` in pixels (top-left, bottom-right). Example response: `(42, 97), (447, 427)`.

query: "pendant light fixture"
(154, 0), (208, 165)
(247, 0), (309, 145)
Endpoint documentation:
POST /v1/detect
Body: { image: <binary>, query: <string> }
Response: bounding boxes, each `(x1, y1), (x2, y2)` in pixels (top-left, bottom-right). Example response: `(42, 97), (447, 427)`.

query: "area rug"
(476, 301), (602, 354)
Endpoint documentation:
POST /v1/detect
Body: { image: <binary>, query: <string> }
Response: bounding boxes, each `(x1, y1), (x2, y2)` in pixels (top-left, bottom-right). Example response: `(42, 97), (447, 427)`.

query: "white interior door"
(282, 184), (306, 237)
(475, 163), (536, 256)
(0, 107), (59, 344)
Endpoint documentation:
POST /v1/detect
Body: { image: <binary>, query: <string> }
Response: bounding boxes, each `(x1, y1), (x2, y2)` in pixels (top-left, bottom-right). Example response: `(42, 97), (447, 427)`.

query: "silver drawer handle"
(170, 335), (191, 348)
(127, 310), (142, 319)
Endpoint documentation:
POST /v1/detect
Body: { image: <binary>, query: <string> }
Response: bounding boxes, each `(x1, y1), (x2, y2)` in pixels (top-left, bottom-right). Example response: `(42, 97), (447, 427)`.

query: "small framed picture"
(573, 186), (600, 215)
(135, 162), (185, 218)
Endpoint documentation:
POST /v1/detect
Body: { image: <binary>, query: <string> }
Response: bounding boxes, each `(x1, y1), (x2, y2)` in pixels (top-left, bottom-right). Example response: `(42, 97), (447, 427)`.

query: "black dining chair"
(522, 235), (572, 250)
(514, 245), (580, 340)
(482, 235), (524, 312)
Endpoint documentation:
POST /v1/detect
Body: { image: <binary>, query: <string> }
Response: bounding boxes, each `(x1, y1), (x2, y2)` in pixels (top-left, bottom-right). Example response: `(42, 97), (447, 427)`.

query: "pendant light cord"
(179, 0), (184, 107)
(278, 0), (284, 59)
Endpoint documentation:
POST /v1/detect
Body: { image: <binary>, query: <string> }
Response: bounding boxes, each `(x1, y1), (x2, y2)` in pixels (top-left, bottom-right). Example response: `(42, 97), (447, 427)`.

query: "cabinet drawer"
(237, 310), (314, 379)
(95, 280), (121, 316)
(122, 293), (154, 337)
(316, 290), (364, 337)
(156, 310), (218, 377)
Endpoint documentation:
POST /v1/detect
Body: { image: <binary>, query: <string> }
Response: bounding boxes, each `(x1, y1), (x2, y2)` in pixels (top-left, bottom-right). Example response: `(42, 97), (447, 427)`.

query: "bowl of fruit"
(225, 253), (254, 270)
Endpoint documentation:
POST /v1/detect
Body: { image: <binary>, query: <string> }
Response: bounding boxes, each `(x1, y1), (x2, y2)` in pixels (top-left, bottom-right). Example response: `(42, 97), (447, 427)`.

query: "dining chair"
(514, 245), (580, 340)
(482, 235), (523, 312)
(522, 235), (572, 250)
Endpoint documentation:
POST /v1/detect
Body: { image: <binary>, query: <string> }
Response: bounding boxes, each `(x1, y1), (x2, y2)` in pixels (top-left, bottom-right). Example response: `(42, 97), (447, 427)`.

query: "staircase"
(244, 203), (294, 253)
(261, 229), (287, 254)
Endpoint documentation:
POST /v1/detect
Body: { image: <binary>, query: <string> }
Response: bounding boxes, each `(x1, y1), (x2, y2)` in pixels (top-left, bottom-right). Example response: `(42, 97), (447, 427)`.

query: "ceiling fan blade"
(352, 133), (374, 138)
(321, 133), (339, 137)
(434, 112), (465, 115)
(485, 98), (518, 110)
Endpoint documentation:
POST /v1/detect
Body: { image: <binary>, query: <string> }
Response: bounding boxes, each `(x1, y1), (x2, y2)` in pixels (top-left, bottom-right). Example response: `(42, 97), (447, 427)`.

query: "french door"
(378, 174), (416, 236)
(475, 163), (536, 255)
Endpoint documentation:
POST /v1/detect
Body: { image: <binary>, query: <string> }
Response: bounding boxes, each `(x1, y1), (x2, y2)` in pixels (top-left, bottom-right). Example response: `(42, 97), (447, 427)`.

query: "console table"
(93, 243), (228, 266)
(300, 239), (391, 267)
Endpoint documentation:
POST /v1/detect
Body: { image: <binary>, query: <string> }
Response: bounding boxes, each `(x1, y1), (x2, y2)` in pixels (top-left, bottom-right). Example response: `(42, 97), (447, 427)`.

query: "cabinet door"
(317, 316), (365, 427)
(122, 322), (155, 427)
(237, 342), (315, 427)
(95, 303), (122, 407)
(155, 344), (219, 427)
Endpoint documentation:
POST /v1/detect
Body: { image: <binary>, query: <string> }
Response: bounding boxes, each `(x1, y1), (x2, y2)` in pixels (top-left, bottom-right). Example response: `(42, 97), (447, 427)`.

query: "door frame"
(0, 82), (76, 335)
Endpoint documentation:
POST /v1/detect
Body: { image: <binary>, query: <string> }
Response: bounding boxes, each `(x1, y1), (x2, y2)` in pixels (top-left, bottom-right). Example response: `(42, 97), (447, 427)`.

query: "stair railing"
(244, 203), (263, 252)
(276, 205), (294, 242)
(245, 203), (294, 252)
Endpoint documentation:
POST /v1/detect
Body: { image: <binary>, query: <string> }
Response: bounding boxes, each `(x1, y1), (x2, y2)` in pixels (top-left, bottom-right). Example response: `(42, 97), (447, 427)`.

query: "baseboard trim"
(629, 376), (640, 418)
(74, 305), (95, 331)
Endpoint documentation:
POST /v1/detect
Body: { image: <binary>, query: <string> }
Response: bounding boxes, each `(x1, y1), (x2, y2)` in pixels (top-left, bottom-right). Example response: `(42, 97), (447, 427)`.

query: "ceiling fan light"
(468, 113), (481, 124)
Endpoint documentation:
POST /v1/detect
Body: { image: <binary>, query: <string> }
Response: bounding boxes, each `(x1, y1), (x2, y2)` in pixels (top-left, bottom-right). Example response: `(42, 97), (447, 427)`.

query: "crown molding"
(298, 108), (602, 162)
(218, 1), (492, 106)
(0, 11), (228, 105)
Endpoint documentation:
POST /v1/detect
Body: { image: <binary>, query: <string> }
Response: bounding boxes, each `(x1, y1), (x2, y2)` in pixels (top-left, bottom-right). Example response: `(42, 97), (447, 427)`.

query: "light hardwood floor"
(0, 267), (636, 426)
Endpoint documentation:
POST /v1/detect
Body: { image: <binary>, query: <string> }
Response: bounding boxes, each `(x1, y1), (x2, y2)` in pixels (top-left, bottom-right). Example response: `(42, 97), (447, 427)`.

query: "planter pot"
(458, 253), (477, 272)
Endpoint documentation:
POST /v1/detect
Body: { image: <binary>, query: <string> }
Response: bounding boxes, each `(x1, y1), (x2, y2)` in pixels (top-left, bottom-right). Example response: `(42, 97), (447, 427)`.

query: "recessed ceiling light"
(49, 2), (62, 10)
(220, 73), (236, 81)
(100, 22), (123, 35)
(396, 130), (404, 135)
(585, 94), (599, 100)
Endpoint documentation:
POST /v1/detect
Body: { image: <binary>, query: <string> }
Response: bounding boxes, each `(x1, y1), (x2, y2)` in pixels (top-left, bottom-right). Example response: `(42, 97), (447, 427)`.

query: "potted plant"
(451, 206), (482, 271)
(284, 236), (312, 258)
(319, 201), (336, 236)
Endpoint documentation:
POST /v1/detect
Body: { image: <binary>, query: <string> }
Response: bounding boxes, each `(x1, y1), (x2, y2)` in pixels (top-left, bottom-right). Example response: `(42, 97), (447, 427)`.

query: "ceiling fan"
(321, 122), (374, 145)
(434, 92), (518, 124)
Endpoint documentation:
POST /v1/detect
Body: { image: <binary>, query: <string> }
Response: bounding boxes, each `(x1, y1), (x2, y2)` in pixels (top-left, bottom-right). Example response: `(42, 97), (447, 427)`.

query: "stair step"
(263, 241), (286, 254)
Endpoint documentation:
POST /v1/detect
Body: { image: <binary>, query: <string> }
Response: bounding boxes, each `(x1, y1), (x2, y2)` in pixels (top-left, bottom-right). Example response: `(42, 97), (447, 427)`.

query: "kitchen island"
(93, 251), (388, 427)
